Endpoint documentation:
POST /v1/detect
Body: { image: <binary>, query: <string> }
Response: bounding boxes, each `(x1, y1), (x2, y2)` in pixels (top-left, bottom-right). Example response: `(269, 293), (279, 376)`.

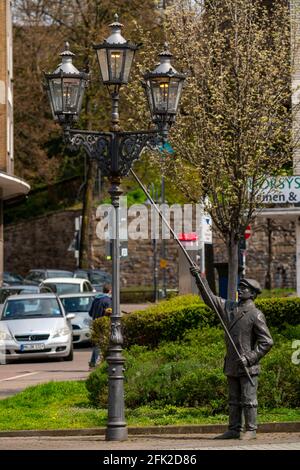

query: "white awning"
(255, 206), (300, 221)
(0, 172), (30, 200)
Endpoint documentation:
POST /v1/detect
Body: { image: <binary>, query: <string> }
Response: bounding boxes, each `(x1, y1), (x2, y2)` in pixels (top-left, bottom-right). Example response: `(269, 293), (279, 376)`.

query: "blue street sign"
(159, 142), (174, 154)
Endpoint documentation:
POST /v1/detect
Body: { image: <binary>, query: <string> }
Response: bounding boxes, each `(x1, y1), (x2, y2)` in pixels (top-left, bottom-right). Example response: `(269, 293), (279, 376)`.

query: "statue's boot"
(214, 405), (242, 439)
(240, 407), (257, 440)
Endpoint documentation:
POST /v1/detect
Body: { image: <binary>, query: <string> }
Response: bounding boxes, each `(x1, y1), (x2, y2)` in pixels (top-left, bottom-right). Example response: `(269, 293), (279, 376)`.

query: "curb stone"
(0, 422), (299, 438)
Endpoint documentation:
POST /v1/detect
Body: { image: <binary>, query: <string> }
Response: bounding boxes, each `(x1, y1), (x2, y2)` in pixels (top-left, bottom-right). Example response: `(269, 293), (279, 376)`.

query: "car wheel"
(64, 344), (74, 361)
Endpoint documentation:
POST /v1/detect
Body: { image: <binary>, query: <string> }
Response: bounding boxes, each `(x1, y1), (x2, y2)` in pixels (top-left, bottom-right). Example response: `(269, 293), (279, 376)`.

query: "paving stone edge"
(0, 422), (299, 438)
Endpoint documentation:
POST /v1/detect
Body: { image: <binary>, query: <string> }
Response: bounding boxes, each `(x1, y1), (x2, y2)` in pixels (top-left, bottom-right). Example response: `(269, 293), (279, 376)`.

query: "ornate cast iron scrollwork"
(64, 128), (161, 178)
(64, 130), (112, 176)
(117, 132), (160, 177)
(110, 321), (123, 345)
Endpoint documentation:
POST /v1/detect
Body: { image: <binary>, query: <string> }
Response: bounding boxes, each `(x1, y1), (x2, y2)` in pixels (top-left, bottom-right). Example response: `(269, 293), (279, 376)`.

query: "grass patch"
(0, 381), (299, 431)
(0, 381), (107, 431)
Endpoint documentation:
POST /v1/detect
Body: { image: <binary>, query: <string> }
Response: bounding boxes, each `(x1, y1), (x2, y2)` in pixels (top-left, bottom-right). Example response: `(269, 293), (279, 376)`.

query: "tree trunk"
(227, 233), (239, 301)
(79, 158), (96, 269)
(265, 218), (272, 290)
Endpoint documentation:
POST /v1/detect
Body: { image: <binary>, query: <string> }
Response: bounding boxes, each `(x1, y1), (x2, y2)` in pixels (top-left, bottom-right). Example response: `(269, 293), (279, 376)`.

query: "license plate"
(20, 343), (45, 351)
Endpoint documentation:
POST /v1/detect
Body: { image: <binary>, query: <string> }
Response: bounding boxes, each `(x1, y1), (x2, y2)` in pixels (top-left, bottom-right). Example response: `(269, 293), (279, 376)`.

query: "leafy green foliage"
(91, 295), (300, 353)
(92, 295), (216, 351)
(86, 326), (300, 411)
(256, 298), (300, 328)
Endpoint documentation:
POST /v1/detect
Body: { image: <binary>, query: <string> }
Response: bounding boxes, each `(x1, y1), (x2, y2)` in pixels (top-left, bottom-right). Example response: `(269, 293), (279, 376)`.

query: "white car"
(0, 293), (74, 362)
(60, 293), (96, 344)
(40, 277), (94, 295)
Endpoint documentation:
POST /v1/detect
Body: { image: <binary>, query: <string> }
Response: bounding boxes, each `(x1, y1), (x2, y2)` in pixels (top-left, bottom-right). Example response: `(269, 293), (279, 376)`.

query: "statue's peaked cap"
(239, 278), (262, 294)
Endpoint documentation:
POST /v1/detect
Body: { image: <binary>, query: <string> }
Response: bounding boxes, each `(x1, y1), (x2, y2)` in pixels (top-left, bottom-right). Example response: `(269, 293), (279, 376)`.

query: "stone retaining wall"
(4, 209), (297, 290)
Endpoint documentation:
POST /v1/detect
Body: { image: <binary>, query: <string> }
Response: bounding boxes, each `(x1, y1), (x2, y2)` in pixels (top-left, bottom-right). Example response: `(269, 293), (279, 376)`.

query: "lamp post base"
(106, 426), (128, 441)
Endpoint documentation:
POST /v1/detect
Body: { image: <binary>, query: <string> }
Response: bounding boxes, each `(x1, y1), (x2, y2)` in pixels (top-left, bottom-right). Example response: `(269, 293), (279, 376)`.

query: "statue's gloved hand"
(190, 265), (201, 278)
(237, 355), (248, 367)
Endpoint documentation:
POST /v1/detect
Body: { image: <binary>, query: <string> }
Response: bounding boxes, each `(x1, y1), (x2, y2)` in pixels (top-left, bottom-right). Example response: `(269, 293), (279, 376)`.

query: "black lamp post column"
(106, 171), (127, 440)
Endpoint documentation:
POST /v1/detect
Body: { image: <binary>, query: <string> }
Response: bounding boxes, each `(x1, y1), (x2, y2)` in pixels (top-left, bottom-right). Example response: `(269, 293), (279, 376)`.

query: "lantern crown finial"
(60, 41), (75, 59)
(160, 42), (172, 57)
(106, 13), (126, 45)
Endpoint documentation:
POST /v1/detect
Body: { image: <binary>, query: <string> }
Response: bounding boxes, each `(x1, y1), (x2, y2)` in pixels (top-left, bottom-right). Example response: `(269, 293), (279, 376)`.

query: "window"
(2, 298), (62, 319)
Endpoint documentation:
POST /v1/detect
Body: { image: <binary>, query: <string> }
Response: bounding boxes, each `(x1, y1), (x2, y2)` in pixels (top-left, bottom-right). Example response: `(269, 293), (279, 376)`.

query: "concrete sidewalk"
(0, 432), (299, 450)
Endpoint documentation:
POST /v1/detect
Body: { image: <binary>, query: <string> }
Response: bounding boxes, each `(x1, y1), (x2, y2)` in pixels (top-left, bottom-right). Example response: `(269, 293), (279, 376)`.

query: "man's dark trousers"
(228, 376), (258, 432)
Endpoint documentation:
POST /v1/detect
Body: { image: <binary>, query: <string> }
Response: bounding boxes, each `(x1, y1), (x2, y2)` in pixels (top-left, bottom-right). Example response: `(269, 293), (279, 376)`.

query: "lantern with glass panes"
(143, 43), (185, 131)
(44, 42), (88, 125)
(93, 14), (138, 91)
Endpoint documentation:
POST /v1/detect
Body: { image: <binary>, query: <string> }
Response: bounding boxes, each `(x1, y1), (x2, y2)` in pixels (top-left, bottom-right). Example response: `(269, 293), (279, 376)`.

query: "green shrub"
(91, 294), (300, 353)
(255, 297), (300, 327)
(92, 295), (216, 351)
(278, 323), (300, 340)
(86, 326), (300, 412)
(91, 316), (110, 359)
(259, 337), (300, 408)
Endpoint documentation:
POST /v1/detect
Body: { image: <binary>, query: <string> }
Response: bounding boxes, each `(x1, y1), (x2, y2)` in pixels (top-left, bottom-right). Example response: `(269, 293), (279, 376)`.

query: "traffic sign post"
(244, 225), (251, 240)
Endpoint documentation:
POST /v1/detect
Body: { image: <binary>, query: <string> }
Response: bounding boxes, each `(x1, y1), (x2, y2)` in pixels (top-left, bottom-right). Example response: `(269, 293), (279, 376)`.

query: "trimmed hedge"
(92, 295), (216, 349)
(255, 297), (300, 328)
(92, 295), (300, 350)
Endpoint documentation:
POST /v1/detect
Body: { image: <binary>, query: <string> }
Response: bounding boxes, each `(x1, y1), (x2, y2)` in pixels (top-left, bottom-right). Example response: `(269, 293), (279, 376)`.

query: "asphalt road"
(0, 345), (91, 399)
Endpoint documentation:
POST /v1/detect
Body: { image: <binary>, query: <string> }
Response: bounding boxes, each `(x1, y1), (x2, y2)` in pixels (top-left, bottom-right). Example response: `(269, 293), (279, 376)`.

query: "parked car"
(40, 277), (94, 295)
(24, 269), (74, 286)
(60, 293), (96, 344)
(73, 269), (112, 292)
(3, 272), (24, 286)
(0, 285), (53, 305)
(0, 293), (74, 362)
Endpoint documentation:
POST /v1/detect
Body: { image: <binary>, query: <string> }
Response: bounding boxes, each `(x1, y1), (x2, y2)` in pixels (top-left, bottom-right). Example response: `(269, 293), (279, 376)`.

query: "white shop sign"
(200, 214), (212, 244)
(256, 176), (300, 204)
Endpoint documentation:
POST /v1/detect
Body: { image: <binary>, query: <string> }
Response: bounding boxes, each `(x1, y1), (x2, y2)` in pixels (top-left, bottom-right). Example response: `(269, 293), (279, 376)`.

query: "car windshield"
(47, 271), (73, 278)
(46, 283), (81, 295)
(89, 272), (111, 284)
(1, 298), (62, 320)
(61, 296), (94, 313)
(74, 271), (89, 279)
(4, 273), (23, 282)
(25, 272), (44, 281)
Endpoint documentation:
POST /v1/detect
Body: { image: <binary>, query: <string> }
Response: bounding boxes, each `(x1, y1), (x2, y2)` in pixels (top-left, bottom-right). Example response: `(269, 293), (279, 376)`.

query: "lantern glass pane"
(168, 79), (182, 113)
(108, 49), (124, 81)
(49, 78), (63, 113)
(123, 49), (135, 83)
(145, 79), (154, 114)
(152, 78), (170, 113)
(76, 79), (86, 115)
(46, 87), (56, 120)
(97, 49), (109, 82)
(62, 77), (80, 112)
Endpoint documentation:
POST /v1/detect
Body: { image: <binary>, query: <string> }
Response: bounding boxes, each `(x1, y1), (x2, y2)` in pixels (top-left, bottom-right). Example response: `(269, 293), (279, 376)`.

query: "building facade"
(0, 0), (30, 283)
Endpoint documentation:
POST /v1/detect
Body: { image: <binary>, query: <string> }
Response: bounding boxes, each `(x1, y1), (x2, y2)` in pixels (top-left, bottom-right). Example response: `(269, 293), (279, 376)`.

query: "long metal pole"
(106, 98), (127, 441)
(130, 168), (254, 386)
(161, 177), (167, 298)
